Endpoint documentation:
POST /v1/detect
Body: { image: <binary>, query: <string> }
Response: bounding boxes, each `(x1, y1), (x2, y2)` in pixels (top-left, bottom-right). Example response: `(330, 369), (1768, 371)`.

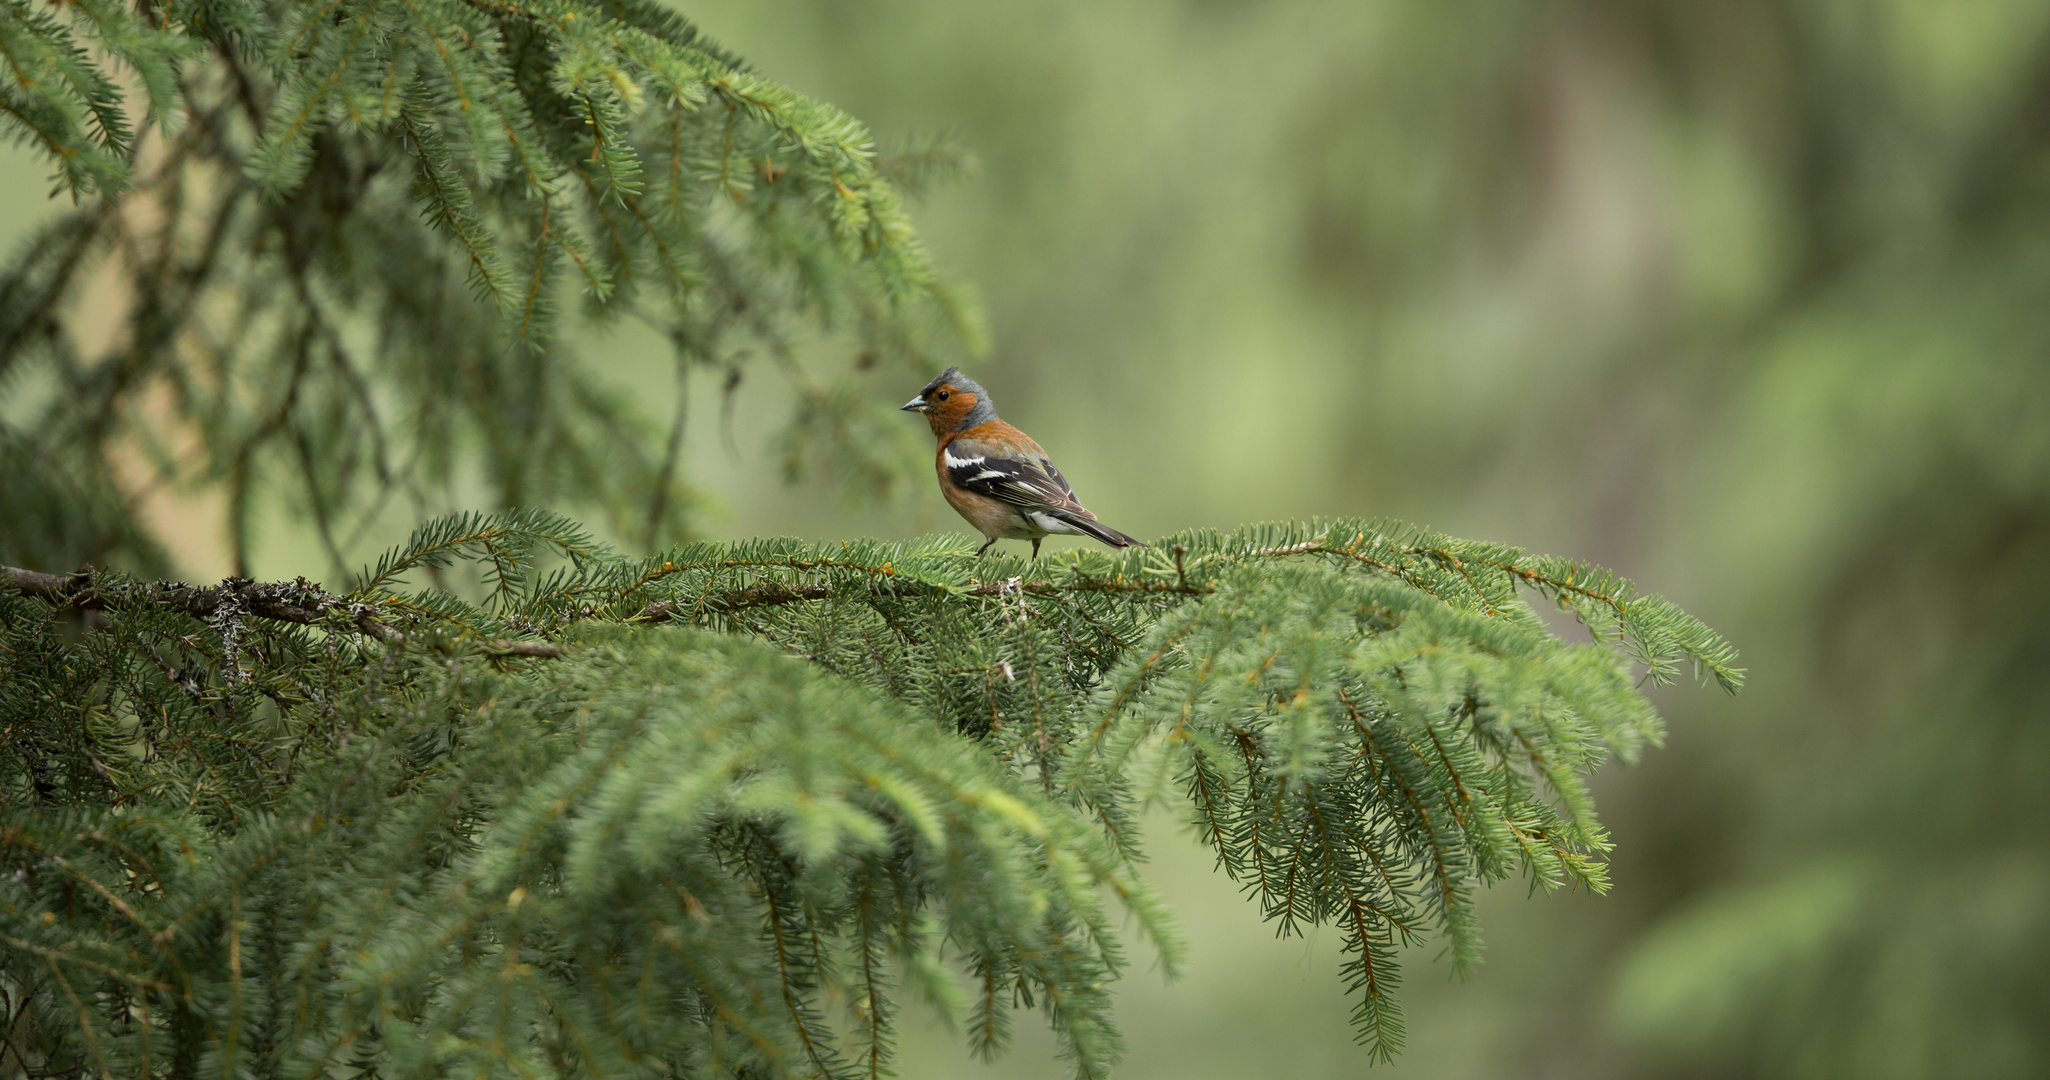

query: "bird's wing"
(942, 439), (1094, 519)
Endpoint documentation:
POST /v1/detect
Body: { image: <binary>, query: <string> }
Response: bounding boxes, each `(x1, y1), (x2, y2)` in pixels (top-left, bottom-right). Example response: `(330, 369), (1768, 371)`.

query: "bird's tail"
(1055, 511), (1146, 549)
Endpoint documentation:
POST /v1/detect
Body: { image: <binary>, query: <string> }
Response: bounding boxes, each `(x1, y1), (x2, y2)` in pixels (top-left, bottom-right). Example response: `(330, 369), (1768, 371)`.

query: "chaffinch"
(901, 367), (1145, 557)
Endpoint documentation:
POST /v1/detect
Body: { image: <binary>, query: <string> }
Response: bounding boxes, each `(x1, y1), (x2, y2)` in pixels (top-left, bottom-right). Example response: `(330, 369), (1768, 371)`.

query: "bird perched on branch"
(902, 368), (1145, 558)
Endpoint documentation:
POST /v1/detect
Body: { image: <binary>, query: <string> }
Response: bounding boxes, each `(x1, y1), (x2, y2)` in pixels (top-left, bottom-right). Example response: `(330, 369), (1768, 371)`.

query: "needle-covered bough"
(0, 509), (1738, 1077)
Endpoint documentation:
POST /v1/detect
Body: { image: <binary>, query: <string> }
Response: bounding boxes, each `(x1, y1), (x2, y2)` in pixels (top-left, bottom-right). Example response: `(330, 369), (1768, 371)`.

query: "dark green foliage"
(0, 511), (1737, 1075)
(0, 627), (1152, 1078)
(0, 0), (970, 573)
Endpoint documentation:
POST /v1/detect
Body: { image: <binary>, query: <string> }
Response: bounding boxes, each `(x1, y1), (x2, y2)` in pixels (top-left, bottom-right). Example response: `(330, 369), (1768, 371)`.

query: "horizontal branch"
(4, 565), (342, 624)
(7, 561), (1197, 653)
(8, 534), (1572, 664)
(2, 566), (560, 659)
(636, 582), (835, 621)
(632, 570), (1209, 621)
(0, 540), (1577, 644)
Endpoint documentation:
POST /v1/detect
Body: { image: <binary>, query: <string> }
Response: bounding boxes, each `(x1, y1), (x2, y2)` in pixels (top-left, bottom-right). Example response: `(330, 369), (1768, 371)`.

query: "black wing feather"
(943, 442), (1146, 548)
(945, 452), (1079, 511)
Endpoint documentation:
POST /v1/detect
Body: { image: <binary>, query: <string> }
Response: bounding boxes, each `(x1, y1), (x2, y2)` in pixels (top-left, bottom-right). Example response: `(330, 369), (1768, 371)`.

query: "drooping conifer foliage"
(0, 512), (1739, 1075)
(0, 0), (977, 574)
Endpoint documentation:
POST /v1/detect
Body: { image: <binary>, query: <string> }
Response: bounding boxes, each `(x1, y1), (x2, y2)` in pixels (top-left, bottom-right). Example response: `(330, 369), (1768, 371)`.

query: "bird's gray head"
(900, 366), (999, 432)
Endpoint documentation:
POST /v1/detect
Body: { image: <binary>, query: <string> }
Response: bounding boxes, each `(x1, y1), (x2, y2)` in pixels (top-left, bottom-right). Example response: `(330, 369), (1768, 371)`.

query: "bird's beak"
(900, 396), (929, 412)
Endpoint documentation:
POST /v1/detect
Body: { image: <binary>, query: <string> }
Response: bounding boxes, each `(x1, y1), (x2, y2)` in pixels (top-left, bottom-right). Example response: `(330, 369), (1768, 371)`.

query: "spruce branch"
(0, 510), (1737, 1074)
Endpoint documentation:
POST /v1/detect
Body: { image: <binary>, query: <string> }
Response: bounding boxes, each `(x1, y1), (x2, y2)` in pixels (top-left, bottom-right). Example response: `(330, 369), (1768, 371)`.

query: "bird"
(901, 367), (1145, 558)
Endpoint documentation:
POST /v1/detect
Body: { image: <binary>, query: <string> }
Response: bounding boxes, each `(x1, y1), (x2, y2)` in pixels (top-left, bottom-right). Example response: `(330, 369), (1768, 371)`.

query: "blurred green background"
(9, 0), (2049, 1076)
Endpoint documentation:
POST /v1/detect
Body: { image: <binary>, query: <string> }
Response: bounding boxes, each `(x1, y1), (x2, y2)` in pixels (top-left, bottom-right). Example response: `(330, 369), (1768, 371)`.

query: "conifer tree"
(0, 0), (974, 573)
(0, 1), (1741, 1075)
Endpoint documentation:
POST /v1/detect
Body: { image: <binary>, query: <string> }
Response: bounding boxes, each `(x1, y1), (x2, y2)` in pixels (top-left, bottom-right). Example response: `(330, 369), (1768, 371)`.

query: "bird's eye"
(935, 391), (950, 401)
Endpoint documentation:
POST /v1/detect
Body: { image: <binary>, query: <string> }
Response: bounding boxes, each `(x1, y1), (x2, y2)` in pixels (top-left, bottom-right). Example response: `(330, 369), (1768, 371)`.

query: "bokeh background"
(7, 0), (2049, 1076)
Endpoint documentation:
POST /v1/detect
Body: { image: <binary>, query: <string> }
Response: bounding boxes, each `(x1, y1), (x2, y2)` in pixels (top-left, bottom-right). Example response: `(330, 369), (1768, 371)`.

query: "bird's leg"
(975, 536), (998, 557)
(1031, 538), (1041, 560)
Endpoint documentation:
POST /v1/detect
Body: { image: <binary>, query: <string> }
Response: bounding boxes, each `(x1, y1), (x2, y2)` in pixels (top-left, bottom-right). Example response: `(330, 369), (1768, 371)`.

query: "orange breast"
(935, 441), (1023, 537)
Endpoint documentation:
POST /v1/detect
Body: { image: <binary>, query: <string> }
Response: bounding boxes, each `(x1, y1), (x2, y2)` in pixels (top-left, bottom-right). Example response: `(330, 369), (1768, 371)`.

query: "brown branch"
(633, 572), (1209, 623)
(7, 528), (1520, 661)
(5, 565), (337, 624)
(8, 540), (1242, 656)
(1, 565), (559, 658)
(634, 582), (835, 623)
(487, 640), (563, 658)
